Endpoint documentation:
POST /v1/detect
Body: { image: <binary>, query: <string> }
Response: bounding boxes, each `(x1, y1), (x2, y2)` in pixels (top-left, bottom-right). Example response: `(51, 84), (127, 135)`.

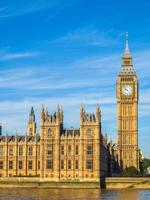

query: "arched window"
(28, 146), (33, 156)
(47, 128), (53, 138)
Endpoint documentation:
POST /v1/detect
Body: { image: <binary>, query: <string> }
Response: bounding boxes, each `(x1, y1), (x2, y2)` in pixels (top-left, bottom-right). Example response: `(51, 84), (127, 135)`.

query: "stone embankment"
(0, 178), (100, 188)
(106, 177), (150, 189)
(0, 177), (149, 189)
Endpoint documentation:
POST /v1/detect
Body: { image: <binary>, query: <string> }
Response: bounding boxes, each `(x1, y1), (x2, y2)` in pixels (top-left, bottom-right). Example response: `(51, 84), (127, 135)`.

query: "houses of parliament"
(0, 35), (140, 182)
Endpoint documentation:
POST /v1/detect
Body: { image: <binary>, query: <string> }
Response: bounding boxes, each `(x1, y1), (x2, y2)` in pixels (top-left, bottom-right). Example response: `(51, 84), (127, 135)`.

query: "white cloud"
(51, 27), (120, 47)
(0, 0), (74, 18)
(1, 52), (39, 61)
(0, 68), (98, 90)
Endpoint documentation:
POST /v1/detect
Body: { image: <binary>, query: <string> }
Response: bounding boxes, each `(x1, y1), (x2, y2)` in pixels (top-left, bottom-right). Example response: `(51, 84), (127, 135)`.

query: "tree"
(140, 158), (150, 175)
(122, 166), (140, 177)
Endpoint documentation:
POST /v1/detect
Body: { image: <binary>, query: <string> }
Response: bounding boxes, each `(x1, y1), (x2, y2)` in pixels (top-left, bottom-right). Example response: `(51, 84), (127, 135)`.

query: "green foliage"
(140, 158), (150, 174)
(122, 166), (140, 177)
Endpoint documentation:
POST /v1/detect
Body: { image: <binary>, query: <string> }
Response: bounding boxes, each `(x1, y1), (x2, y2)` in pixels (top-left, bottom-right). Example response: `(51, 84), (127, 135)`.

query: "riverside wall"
(0, 177), (149, 189)
(105, 177), (150, 189)
(0, 177), (100, 188)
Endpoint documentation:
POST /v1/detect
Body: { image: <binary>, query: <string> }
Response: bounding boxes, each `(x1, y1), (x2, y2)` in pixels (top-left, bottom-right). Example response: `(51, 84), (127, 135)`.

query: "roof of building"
(61, 129), (80, 137)
(119, 33), (136, 76)
(0, 135), (41, 143)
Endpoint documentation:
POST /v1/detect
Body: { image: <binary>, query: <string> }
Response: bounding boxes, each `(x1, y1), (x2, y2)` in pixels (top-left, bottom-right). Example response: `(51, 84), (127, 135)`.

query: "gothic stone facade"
(0, 106), (108, 181)
(0, 36), (140, 180)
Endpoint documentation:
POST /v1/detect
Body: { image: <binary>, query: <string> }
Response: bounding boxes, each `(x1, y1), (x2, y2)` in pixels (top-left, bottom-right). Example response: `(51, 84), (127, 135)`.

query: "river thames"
(0, 189), (149, 200)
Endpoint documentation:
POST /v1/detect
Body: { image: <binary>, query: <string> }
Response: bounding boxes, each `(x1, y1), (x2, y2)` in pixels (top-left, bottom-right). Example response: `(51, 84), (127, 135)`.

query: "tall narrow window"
(86, 160), (93, 170)
(68, 145), (71, 152)
(86, 145), (93, 155)
(61, 160), (64, 170)
(75, 145), (79, 155)
(19, 161), (23, 169)
(47, 160), (53, 169)
(68, 160), (71, 169)
(19, 146), (23, 156)
(68, 145), (71, 155)
(75, 160), (78, 170)
(0, 147), (3, 156)
(28, 161), (32, 170)
(0, 161), (3, 169)
(61, 145), (64, 155)
(47, 145), (53, 155)
(9, 161), (13, 169)
(29, 146), (33, 156)
(9, 146), (13, 156)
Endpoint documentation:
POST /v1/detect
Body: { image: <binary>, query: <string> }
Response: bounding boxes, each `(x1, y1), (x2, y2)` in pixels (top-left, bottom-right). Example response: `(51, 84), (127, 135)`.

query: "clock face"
(122, 85), (133, 96)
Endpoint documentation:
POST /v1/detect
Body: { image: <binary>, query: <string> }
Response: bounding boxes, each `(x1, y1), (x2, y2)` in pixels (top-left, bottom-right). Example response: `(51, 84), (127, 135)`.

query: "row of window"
(0, 160), (93, 170)
(60, 160), (78, 170)
(60, 145), (79, 155)
(0, 146), (40, 157)
(47, 128), (93, 139)
(47, 160), (93, 170)
(0, 160), (40, 170)
(0, 145), (93, 157)
(60, 145), (93, 156)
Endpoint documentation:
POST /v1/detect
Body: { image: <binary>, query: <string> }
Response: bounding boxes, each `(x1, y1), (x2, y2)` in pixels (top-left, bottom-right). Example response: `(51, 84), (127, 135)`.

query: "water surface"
(0, 189), (149, 200)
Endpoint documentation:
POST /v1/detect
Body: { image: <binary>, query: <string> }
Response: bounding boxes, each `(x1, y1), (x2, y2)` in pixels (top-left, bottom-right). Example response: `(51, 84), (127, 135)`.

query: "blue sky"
(0, 0), (150, 157)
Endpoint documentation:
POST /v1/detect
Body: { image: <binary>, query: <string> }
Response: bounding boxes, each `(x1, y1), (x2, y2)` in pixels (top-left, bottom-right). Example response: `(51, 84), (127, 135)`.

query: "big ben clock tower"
(116, 33), (139, 170)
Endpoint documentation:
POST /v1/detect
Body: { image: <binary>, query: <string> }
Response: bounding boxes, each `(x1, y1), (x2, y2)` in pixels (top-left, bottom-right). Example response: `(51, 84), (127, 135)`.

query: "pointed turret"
(56, 104), (60, 120)
(103, 130), (108, 144)
(41, 105), (45, 125)
(96, 105), (101, 124)
(60, 107), (64, 125)
(29, 106), (35, 123)
(27, 107), (36, 136)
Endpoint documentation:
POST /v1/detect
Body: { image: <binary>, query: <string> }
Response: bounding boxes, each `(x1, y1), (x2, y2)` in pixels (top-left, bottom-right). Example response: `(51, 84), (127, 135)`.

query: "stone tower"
(80, 106), (101, 180)
(116, 33), (139, 170)
(27, 107), (36, 136)
(40, 105), (63, 178)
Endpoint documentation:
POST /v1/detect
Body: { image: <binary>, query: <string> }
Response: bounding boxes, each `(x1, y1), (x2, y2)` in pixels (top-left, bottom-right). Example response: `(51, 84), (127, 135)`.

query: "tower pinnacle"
(29, 106), (35, 123)
(27, 107), (36, 136)
(124, 32), (131, 58)
(125, 32), (129, 52)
